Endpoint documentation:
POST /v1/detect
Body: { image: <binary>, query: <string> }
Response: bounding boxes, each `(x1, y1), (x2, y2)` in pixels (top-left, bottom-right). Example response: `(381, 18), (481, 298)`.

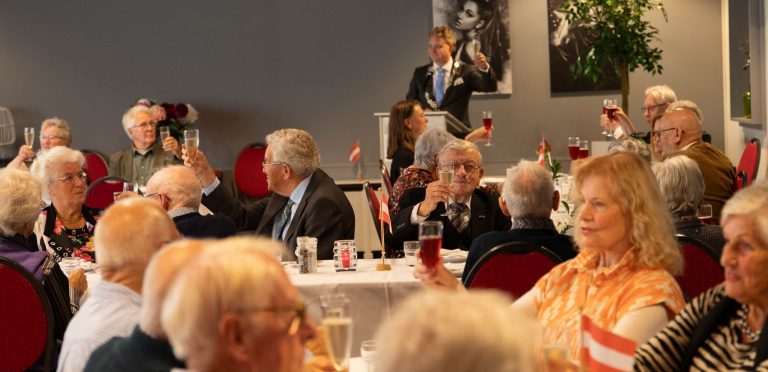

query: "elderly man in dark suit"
(390, 139), (509, 251)
(406, 26), (497, 137)
(185, 128), (354, 260)
(144, 165), (236, 239)
(462, 160), (576, 282)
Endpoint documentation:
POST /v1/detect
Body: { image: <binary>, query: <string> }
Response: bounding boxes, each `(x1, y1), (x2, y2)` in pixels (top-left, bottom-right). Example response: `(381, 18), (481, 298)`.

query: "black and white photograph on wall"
(548, 0), (620, 93)
(432, 0), (512, 94)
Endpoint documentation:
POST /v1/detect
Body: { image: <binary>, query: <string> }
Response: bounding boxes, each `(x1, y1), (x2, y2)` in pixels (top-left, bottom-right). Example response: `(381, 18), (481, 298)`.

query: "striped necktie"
(448, 203), (469, 233)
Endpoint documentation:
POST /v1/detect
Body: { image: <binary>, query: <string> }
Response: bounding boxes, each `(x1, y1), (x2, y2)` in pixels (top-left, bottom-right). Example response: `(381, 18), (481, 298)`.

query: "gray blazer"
(108, 142), (180, 183)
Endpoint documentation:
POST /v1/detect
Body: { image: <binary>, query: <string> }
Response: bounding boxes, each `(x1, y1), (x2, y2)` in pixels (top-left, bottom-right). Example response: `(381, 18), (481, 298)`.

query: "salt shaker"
(296, 236), (317, 274)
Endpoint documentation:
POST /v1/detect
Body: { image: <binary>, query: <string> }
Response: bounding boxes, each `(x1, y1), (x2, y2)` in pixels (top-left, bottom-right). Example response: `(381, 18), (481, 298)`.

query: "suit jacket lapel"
(283, 171), (321, 243)
(257, 194), (289, 235)
(469, 191), (489, 235)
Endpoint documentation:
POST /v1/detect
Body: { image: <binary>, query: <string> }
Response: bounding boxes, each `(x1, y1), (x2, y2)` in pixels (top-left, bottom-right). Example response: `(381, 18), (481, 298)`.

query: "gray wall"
(0, 1), (723, 179)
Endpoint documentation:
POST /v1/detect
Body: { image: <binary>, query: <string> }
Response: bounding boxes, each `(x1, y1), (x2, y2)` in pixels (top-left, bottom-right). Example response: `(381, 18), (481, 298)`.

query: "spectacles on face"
(442, 161), (480, 174)
(130, 121), (157, 131)
(245, 302), (307, 335)
(40, 135), (64, 141)
(640, 103), (667, 113)
(262, 160), (286, 168)
(55, 171), (88, 184)
(651, 127), (678, 138)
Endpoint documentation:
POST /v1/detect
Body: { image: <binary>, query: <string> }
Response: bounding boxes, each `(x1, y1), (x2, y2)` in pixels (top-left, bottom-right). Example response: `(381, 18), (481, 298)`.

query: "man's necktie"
(274, 199), (295, 240)
(435, 67), (445, 105)
(448, 203), (469, 233)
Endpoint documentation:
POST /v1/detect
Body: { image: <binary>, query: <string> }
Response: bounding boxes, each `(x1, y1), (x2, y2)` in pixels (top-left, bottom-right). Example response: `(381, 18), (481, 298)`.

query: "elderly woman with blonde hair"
(416, 152), (684, 365)
(31, 146), (103, 261)
(8, 117), (72, 170)
(635, 180), (768, 370)
(0, 167), (86, 342)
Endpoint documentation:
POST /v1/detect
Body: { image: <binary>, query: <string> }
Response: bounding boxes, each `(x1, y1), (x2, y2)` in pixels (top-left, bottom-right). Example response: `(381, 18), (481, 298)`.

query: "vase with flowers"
(133, 98), (199, 140)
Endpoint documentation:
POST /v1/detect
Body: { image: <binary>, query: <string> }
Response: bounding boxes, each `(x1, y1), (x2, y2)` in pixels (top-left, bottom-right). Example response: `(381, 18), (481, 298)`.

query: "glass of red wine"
(419, 221), (443, 269)
(579, 140), (589, 159)
(568, 137), (580, 161)
(482, 111), (493, 147)
(602, 98), (618, 137)
(698, 204), (713, 225)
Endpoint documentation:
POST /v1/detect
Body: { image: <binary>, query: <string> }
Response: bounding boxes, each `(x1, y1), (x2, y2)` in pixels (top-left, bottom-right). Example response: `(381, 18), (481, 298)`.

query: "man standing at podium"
(407, 26), (497, 138)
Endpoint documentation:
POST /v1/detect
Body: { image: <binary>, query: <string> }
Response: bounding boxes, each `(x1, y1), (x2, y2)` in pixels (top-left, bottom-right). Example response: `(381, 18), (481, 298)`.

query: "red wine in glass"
(567, 137), (580, 161)
(578, 148), (588, 159)
(419, 236), (442, 269)
(483, 117), (492, 131)
(482, 111), (493, 147)
(698, 216), (713, 225)
(605, 106), (618, 120)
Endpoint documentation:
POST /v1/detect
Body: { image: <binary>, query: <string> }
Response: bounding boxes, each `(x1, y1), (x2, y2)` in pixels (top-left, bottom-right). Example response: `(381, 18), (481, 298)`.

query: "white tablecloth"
(287, 259), (421, 357)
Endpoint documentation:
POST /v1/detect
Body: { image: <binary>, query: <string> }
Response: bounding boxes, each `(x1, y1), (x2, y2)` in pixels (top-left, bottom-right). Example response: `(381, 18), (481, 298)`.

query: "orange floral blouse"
(533, 248), (685, 363)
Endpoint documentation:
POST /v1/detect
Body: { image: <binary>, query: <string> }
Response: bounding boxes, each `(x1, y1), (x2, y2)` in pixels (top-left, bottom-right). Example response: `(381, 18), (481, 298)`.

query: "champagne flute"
(482, 111), (493, 147)
(320, 294), (353, 372)
(567, 137), (580, 161)
(602, 98), (618, 137)
(469, 39), (481, 57)
(419, 221), (443, 269)
(159, 126), (172, 165)
(23, 127), (35, 166)
(438, 160), (454, 216)
(183, 129), (199, 160)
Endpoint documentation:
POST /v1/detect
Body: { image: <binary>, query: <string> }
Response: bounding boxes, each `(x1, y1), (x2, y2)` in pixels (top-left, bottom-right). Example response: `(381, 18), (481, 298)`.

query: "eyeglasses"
(442, 162), (480, 174)
(55, 171), (88, 184)
(243, 302), (306, 335)
(262, 160), (286, 168)
(130, 121), (157, 131)
(640, 103), (667, 113)
(40, 135), (64, 141)
(652, 127), (678, 137)
(143, 192), (159, 199)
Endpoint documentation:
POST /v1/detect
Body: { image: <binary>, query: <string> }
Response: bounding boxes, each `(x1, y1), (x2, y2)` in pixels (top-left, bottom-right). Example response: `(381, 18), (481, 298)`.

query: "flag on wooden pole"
(581, 315), (636, 372)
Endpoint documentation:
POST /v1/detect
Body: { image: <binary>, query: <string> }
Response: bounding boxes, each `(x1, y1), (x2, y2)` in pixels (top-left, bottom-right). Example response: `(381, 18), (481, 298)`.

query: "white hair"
(146, 166), (202, 209)
(651, 155), (704, 217)
(438, 139), (483, 166)
(666, 100), (703, 125)
(122, 105), (151, 136)
(374, 290), (538, 372)
(161, 237), (287, 369)
(414, 128), (454, 170)
(503, 160), (555, 217)
(0, 168), (42, 236)
(41, 117), (72, 145)
(721, 180), (768, 226)
(30, 146), (85, 201)
(266, 128), (320, 178)
(645, 84), (678, 104)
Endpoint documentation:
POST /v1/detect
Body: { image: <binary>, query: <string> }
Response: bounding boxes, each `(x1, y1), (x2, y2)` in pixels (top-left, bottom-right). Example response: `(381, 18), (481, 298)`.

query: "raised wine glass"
(320, 293), (353, 372)
(578, 139), (589, 159)
(23, 127), (35, 166)
(602, 98), (618, 137)
(159, 126), (173, 165)
(183, 129), (199, 160)
(482, 111), (493, 147)
(438, 160), (454, 216)
(567, 137), (580, 161)
(419, 221), (443, 269)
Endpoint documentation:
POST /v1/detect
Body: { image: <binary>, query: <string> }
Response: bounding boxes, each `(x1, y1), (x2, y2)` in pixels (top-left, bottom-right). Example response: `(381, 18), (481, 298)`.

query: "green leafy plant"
(562, 0), (667, 112)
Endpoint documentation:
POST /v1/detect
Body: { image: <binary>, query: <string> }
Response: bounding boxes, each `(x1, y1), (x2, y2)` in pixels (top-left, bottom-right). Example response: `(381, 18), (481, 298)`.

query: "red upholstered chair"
(734, 138), (761, 191)
(81, 150), (109, 186)
(379, 159), (393, 200)
(85, 176), (127, 209)
(675, 234), (723, 302)
(234, 143), (270, 199)
(0, 257), (55, 372)
(464, 241), (565, 298)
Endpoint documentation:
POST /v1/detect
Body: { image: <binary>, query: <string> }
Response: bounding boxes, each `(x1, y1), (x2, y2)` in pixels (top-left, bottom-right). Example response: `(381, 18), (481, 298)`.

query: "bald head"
(139, 239), (207, 339)
(146, 165), (202, 211)
(95, 198), (180, 271)
(655, 109), (703, 156)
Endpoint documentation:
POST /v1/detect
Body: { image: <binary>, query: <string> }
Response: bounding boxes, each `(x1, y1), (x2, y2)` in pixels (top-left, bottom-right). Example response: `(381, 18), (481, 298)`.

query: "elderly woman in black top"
(635, 180), (768, 370)
(32, 146), (103, 261)
(0, 168), (86, 341)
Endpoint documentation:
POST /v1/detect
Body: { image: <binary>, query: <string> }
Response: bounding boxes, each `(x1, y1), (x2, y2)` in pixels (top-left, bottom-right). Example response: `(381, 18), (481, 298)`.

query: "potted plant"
(561, 0), (667, 112)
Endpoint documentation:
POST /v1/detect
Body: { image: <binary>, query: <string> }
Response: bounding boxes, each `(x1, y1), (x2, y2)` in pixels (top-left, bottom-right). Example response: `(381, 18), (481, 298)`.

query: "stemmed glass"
(578, 140), (589, 159)
(698, 204), (713, 225)
(568, 137), (580, 161)
(602, 98), (618, 137)
(159, 126), (173, 165)
(438, 160), (454, 216)
(482, 111), (493, 147)
(183, 129), (199, 160)
(320, 294), (353, 372)
(24, 127), (35, 166)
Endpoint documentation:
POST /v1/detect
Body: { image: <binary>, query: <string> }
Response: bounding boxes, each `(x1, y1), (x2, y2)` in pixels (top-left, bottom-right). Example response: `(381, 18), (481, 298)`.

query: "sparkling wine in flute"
(322, 317), (353, 371)
(438, 170), (454, 186)
(419, 236), (442, 269)
(159, 127), (171, 142)
(24, 127), (35, 147)
(184, 137), (199, 151)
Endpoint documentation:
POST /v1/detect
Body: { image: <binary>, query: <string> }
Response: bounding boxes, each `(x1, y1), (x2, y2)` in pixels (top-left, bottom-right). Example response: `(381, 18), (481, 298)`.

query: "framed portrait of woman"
(432, 0), (513, 95)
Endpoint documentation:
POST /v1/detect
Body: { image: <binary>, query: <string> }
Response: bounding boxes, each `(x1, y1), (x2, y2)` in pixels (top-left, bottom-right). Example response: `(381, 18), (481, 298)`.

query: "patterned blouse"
(34, 204), (104, 262)
(634, 285), (768, 371)
(390, 167), (433, 215)
(533, 248), (685, 364)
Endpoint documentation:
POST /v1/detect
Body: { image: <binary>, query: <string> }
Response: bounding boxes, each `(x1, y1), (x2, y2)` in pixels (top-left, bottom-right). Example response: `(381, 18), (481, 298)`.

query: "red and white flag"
(348, 142), (361, 163)
(379, 189), (392, 234)
(537, 136), (552, 167)
(581, 315), (636, 372)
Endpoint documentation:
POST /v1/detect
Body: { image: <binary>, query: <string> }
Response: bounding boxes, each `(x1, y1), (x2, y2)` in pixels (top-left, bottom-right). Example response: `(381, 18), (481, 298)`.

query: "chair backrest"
(85, 176), (127, 209)
(363, 181), (382, 240)
(675, 234), (723, 301)
(0, 256), (54, 372)
(234, 143), (270, 199)
(81, 150), (109, 186)
(464, 241), (565, 298)
(379, 159), (393, 199)
(735, 138), (761, 190)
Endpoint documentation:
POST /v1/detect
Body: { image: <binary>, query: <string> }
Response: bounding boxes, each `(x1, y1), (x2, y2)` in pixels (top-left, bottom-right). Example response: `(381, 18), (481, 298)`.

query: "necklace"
(740, 304), (761, 343)
(59, 214), (83, 225)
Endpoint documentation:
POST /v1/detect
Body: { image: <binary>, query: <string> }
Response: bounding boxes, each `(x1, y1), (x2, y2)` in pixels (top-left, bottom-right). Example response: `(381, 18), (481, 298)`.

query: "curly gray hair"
(652, 155), (704, 218)
(503, 160), (555, 217)
(266, 129), (320, 178)
(414, 128), (455, 171)
(30, 146), (85, 201)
